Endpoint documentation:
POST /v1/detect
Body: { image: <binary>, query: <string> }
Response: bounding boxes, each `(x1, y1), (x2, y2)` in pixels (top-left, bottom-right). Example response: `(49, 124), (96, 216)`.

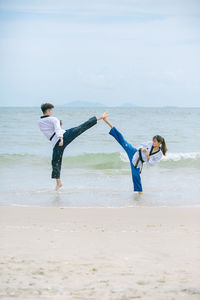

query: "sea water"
(0, 107), (200, 207)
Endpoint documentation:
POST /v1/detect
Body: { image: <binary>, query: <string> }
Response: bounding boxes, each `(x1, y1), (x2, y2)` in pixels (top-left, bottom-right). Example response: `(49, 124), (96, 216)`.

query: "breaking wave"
(1, 152), (200, 169)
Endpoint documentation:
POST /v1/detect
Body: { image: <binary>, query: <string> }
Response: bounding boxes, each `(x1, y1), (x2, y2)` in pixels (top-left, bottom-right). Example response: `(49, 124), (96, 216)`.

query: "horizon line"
(0, 105), (200, 108)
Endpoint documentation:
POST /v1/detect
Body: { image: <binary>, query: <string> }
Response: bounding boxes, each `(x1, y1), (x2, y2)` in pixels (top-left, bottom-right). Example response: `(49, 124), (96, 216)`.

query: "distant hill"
(63, 101), (105, 107)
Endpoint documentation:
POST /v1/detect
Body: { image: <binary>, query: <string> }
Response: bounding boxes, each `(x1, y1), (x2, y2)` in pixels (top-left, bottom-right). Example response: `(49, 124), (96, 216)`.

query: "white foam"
(162, 152), (200, 161)
(120, 151), (200, 163)
(120, 152), (129, 162)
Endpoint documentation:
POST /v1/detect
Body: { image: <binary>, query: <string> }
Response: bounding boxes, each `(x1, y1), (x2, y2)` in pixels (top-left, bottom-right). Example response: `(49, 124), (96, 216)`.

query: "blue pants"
(51, 117), (97, 179)
(109, 127), (143, 192)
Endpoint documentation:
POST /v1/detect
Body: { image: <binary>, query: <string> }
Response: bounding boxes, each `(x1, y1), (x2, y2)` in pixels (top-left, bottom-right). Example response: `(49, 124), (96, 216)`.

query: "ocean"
(0, 106), (200, 207)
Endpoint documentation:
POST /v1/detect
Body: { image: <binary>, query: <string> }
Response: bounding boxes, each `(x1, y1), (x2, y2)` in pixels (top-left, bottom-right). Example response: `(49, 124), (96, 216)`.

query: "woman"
(103, 116), (168, 194)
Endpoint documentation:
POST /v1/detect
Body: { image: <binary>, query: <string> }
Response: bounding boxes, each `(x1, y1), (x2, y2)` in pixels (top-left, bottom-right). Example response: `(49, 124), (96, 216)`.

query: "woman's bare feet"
(55, 179), (62, 191)
(102, 112), (109, 119)
(103, 115), (114, 129)
(97, 112), (109, 120)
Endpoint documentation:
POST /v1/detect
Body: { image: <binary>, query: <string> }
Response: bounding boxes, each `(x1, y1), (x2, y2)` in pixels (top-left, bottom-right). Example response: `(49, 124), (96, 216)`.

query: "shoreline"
(1, 206), (200, 299)
(2, 204), (200, 209)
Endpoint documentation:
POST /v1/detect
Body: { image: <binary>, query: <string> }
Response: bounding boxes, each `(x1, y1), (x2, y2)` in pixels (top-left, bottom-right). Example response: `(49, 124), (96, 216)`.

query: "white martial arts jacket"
(132, 141), (163, 169)
(38, 115), (65, 147)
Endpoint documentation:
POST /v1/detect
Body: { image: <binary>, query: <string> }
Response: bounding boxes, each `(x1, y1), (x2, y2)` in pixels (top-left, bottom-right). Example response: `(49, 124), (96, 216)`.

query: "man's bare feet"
(55, 179), (62, 191)
(102, 112), (109, 119)
(97, 112), (109, 120)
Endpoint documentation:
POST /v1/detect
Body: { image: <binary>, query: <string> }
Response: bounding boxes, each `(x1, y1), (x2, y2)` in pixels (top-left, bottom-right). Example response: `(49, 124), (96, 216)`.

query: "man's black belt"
(49, 132), (56, 141)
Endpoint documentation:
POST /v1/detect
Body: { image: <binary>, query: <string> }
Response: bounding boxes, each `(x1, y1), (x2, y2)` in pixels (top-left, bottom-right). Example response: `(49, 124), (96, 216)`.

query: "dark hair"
(153, 135), (168, 156)
(41, 103), (54, 114)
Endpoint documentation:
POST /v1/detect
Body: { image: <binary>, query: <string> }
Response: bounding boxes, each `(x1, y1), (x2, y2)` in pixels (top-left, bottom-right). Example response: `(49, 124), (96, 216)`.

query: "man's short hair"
(41, 103), (54, 114)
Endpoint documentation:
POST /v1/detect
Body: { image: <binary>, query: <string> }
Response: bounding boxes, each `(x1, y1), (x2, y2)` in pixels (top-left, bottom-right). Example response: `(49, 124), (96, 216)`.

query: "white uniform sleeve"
(148, 151), (162, 166)
(53, 118), (64, 138)
(137, 141), (152, 150)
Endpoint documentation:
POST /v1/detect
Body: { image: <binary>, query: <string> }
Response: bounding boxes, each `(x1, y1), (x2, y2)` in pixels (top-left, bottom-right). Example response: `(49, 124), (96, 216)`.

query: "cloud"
(1, 0), (200, 18)
(0, 0), (200, 106)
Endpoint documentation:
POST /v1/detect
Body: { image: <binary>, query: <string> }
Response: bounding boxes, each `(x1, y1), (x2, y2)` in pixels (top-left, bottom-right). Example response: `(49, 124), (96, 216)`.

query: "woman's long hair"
(153, 135), (168, 156)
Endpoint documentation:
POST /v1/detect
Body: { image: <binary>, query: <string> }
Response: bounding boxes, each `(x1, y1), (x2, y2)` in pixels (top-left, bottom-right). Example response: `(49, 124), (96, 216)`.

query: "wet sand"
(0, 206), (200, 299)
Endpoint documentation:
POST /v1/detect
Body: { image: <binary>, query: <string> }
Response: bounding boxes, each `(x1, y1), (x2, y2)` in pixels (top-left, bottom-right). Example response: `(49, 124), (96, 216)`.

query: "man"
(38, 103), (108, 190)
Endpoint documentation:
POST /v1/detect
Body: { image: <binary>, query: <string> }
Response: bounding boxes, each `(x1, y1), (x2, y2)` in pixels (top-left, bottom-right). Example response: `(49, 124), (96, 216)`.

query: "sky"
(0, 0), (200, 107)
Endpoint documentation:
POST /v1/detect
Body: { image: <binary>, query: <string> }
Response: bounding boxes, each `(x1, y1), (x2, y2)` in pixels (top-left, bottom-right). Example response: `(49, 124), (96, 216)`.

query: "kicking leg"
(62, 112), (108, 148)
(103, 118), (137, 160)
(109, 127), (137, 161)
(50, 113), (108, 190)
(103, 117), (143, 193)
(110, 127), (143, 192)
(62, 116), (98, 148)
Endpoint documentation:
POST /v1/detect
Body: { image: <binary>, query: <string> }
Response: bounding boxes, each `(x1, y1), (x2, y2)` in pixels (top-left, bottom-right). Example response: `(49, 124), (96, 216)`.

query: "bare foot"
(56, 183), (62, 191)
(55, 179), (62, 191)
(102, 112), (109, 119)
(97, 112), (109, 121)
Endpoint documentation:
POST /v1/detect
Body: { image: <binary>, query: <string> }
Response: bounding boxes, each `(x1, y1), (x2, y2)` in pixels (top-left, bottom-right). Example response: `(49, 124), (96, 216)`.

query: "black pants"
(51, 116), (97, 179)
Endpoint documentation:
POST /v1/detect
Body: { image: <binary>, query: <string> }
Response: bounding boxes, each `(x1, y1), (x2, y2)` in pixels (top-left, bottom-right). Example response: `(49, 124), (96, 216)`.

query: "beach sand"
(0, 206), (200, 300)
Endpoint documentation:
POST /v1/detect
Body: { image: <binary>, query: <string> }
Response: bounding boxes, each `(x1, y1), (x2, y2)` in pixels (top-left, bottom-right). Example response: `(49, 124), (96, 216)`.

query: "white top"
(132, 141), (163, 169)
(38, 115), (65, 147)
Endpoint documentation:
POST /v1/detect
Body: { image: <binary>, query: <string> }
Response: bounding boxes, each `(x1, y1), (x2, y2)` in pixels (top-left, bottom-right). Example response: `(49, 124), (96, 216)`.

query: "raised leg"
(51, 116), (97, 184)
(62, 116), (97, 148)
(109, 127), (137, 161)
